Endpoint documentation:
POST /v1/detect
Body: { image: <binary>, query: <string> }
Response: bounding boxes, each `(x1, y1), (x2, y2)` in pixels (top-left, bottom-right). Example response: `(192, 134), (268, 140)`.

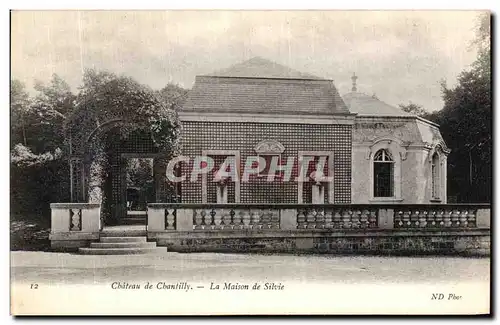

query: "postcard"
(10, 10), (491, 315)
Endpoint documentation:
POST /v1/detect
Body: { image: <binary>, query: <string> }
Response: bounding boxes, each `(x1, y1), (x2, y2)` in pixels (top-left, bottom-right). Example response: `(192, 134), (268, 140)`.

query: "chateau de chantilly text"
(111, 281), (285, 291)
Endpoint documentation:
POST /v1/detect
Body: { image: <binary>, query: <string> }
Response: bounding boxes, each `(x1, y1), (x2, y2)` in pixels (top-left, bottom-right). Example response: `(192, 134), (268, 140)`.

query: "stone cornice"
(178, 111), (357, 125)
(354, 115), (440, 128)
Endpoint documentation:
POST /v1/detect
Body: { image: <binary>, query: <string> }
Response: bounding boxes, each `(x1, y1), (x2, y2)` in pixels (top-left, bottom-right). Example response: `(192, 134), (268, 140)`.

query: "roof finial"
(351, 72), (358, 92)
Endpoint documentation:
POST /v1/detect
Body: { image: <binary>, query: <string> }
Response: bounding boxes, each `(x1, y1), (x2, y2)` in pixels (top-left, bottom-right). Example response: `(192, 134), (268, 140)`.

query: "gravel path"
(11, 250), (490, 285)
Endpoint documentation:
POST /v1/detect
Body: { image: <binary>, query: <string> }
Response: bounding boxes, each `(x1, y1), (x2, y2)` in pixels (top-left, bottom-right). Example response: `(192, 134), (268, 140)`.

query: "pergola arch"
(65, 112), (179, 227)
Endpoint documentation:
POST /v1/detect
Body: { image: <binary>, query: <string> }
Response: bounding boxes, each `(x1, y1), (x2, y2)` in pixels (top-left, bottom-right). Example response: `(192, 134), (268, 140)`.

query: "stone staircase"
(78, 226), (160, 255)
(121, 211), (147, 225)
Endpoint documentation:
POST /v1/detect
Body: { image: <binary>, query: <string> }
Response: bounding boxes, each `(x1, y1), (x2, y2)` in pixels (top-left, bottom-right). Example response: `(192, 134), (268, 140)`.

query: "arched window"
(431, 152), (440, 199)
(373, 149), (394, 197)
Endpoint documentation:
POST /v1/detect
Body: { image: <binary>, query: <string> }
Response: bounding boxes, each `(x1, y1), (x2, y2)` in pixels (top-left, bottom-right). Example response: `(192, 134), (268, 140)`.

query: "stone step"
(100, 230), (147, 237)
(100, 236), (147, 243)
(120, 219), (147, 226)
(79, 247), (159, 255)
(90, 242), (156, 249)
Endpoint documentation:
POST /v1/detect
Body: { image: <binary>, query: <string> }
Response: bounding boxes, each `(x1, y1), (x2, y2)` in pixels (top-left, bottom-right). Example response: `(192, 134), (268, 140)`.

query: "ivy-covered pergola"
(64, 72), (181, 225)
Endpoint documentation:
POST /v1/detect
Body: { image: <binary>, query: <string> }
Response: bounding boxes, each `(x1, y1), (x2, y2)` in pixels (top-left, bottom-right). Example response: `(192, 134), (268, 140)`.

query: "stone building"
(178, 57), (450, 204)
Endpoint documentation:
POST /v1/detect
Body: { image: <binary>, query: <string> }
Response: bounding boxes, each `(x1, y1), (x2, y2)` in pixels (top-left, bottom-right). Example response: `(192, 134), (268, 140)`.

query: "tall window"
(431, 153), (440, 199)
(257, 154), (281, 177)
(374, 149), (394, 197)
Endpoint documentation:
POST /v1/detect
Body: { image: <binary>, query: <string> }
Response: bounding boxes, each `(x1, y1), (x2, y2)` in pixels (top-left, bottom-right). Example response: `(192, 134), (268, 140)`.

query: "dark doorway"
(123, 157), (154, 225)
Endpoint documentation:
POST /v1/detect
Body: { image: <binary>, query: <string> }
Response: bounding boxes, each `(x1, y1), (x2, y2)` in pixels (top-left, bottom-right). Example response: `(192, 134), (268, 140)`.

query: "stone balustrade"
(146, 203), (490, 256)
(393, 206), (482, 229)
(47, 202), (490, 254)
(192, 208), (280, 230)
(49, 203), (101, 250)
(296, 207), (378, 229)
(147, 203), (490, 231)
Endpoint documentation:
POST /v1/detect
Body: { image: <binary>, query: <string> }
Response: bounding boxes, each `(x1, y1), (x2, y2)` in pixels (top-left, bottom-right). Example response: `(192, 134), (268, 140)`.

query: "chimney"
(351, 72), (358, 92)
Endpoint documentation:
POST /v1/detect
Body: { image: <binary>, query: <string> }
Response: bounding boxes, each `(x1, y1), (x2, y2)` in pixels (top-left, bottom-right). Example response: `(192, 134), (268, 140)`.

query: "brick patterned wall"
(180, 121), (352, 203)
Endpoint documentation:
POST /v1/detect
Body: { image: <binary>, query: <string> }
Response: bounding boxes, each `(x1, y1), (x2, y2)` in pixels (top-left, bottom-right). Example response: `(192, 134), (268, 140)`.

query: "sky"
(11, 10), (484, 111)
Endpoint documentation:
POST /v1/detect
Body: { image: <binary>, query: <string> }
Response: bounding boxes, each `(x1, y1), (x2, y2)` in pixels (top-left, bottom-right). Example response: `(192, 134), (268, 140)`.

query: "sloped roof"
(182, 57), (350, 115)
(342, 91), (412, 117)
(204, 56), (325, 80)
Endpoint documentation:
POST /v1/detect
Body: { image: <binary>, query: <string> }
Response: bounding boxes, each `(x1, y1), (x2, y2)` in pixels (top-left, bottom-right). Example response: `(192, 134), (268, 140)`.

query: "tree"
(72, 69), (181, 152)
(11, 75), (74, 220)
(398, 102), (429, 117)
(30, 74), (76, 153)
(427, 13), (491, 202)
(157, 83), (189, 110)
(10, 79), (30, 147)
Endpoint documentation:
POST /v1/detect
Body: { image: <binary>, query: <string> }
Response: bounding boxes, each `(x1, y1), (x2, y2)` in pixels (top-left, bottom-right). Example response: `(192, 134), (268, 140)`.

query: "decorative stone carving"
(165, 208), (176, 230)
(69, 208), (82, 231)
(254, 139), (285, 154)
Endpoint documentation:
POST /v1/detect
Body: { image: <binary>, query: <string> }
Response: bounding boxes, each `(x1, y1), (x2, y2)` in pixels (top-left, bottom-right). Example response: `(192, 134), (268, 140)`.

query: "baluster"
(165, 208), (176, 230)
(251, 210), (261, 229)
(369, 210), (377, 228)
(333, 210), (342, 228)
(233, 210), (241, 229)
(324, 210), (333, 229)
(69, 209), (82, 231)
(434, 210), (443, 227)
(394, 210), (403, 228)
(232, 209), (241, 229)
(229, 209), (235, 229)
(467, 209), (476, 227)
(342, 209), (352, 229)
(260, 210), (271, 229)
(418, 210), (427, 228)
(222, 209), (232, 230)
(194, 209), (203, 230)
(402, 210), (411, 228)
(410, 210), (419, 227)
(205, 208), (217, 229)
(351, 210), (361, 229)
(459, 210), (468, 228)
(219, 208), (225, 229)
(306, 209), (317, 229)
(427, 210), (435, 228)
(450, 210), (460, 227)
(443, 210), (452, 227)
(164, 208), (170, 229)
(199, 209), (207, 229)
(359, 210), (368, 229)
(316, 209), (325, 229)
(242, 210), (251, 229)
(297, 209), (306, 229)
(213, 209), (222, 229)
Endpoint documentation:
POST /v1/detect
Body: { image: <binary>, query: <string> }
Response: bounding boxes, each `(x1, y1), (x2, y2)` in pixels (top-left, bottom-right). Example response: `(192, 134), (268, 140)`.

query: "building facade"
(177, 57), (450, 204)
